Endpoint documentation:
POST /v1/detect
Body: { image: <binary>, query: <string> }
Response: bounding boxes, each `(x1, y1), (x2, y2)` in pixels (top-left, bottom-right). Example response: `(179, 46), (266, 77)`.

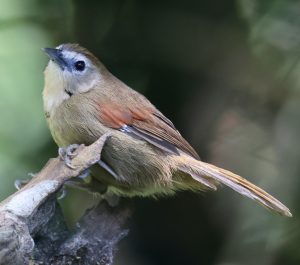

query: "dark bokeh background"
(1, 0), (299, 264)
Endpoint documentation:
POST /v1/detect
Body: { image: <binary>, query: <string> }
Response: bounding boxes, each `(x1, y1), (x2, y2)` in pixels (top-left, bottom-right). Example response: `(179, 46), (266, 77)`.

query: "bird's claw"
(28, 172), (36, 178)
(14, 179), (27, 190)
(14, 172), (36, 190)
(59, 144), (80, 169)
(57, 185), (67, 200)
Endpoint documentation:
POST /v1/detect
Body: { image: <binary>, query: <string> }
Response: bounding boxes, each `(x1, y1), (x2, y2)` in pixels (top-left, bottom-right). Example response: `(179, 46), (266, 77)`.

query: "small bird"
(42, 43), (291, 217)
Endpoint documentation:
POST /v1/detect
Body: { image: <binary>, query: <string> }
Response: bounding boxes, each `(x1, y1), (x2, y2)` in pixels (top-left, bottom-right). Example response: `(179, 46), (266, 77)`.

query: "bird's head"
(42, 43), (110, 115)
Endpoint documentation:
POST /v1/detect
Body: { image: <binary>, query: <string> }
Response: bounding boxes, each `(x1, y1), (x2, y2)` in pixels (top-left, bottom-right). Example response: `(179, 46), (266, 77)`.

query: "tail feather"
(178, 165), (218, 191)
(177, 157), (292, 217)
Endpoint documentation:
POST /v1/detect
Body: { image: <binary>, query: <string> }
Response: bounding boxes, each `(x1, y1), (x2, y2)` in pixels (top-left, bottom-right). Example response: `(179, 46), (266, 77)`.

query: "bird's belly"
(90, 130), (176, 197)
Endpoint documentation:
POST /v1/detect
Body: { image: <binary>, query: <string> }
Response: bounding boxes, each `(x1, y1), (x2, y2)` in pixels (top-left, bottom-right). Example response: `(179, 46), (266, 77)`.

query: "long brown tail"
(176, 156), (292, 217)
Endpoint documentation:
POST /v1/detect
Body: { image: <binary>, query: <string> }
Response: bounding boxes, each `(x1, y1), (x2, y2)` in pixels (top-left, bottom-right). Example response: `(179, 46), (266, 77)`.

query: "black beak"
(43, 48), (68, 70)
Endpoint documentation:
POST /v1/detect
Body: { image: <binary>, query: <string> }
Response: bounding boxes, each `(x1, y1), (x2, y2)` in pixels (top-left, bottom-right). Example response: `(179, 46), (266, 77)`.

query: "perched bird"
(42, 43), (291, 217)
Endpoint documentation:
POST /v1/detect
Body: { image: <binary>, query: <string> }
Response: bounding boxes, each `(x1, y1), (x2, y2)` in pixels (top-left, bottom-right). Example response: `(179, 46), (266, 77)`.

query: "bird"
(42, 43), (291, 217)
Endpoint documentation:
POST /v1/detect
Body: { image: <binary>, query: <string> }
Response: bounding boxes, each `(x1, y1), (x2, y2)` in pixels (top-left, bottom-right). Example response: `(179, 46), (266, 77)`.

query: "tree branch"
(0, 133), (131, 265)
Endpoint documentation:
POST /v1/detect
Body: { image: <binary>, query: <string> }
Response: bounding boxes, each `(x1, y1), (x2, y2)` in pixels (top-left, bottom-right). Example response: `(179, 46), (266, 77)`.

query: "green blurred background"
(0, 0), (299, 264)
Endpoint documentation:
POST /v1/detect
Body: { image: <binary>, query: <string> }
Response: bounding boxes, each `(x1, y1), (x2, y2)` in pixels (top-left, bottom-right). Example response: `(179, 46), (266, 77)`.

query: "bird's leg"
(98, 160), (120, 180)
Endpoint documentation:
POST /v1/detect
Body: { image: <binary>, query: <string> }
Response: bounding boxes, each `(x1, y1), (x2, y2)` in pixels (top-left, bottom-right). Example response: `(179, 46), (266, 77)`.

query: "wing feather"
(95, 96), (199, 159)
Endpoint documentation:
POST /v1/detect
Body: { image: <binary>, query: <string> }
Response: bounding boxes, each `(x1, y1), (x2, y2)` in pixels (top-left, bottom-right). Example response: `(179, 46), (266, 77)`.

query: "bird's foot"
(14, 172), (37, 190)
(59, 144), (80, 169)
(14, 179), (30, 190)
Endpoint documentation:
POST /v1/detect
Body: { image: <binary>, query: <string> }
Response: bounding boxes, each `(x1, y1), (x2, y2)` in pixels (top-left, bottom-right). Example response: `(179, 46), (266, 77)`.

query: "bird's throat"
(43, 62), (69, 116)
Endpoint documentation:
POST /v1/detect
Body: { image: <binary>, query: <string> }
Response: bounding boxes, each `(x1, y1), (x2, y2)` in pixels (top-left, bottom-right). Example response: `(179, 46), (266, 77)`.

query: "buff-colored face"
(43, 44), (101, 114)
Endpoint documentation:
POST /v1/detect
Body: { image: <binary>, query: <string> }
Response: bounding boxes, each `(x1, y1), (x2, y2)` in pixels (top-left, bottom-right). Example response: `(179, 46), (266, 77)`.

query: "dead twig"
(0, 133), (131, 265)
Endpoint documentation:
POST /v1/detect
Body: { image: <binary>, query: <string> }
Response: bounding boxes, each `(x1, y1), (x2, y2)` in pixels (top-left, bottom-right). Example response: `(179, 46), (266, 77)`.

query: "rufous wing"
(96, 98), (200, 159)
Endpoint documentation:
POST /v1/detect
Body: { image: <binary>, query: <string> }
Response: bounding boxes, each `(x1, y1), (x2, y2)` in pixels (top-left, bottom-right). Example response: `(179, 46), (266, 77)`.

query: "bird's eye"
(74, 60), (85, 71)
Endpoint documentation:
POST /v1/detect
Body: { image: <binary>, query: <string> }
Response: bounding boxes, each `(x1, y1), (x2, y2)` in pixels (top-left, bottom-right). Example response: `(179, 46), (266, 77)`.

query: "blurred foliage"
(0, 0), (299, 264)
